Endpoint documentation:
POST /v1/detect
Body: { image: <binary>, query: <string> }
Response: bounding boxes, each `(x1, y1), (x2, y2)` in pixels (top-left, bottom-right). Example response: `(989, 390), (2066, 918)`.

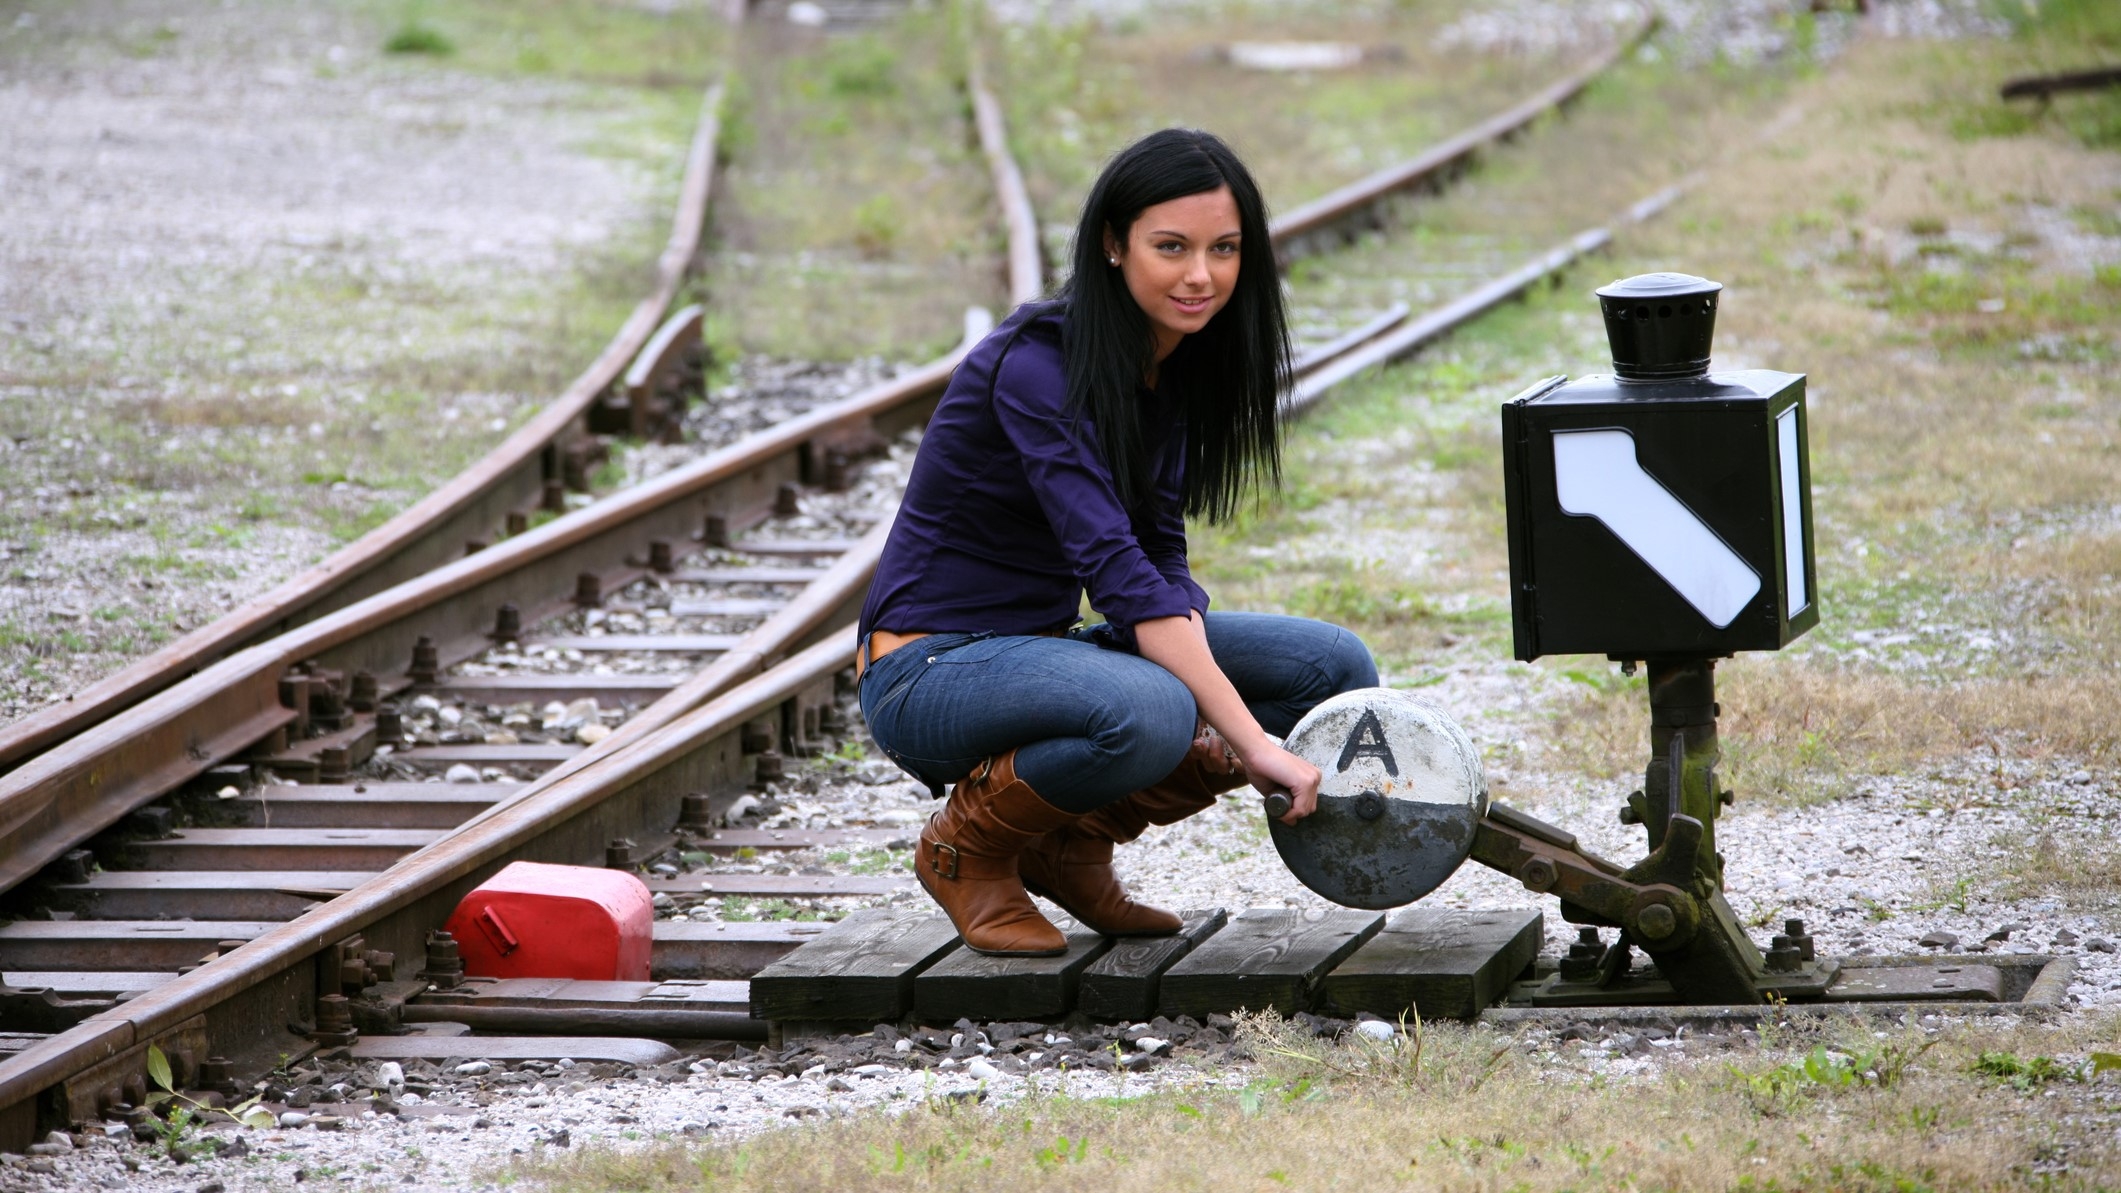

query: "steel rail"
(0, 326), (984, 899)
(1285, 182), (1688, 411)
(1269, 11), (1655, 252)
(0, 79), (730, 778)
(0, 633), (855, 1123)
(967, 56), (1045, 306)
(0, 493), (884, 1125)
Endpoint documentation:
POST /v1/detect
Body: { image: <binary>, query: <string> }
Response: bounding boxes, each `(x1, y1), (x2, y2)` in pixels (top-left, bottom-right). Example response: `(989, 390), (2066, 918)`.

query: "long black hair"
(1059, 128), (1290, 523)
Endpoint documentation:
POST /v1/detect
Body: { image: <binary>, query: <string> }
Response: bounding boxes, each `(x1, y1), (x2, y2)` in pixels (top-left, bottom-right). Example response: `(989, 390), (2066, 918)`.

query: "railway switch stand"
(1485, 272), (1825, 1004)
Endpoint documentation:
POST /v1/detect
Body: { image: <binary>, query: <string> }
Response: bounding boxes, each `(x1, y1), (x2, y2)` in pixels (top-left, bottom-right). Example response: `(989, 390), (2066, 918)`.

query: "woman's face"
(1103, 185), (1242, 363)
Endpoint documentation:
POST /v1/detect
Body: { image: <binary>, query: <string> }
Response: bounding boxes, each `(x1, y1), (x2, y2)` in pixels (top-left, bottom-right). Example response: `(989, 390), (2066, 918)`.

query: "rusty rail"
(1269, 12), (1655, 252)
(0, 321), (984, 900)
(0, 633), (857, 1133)
(1286, 182), (1686, 412)
(967, 56), (1045, 307)
(0, 80), (728, 778)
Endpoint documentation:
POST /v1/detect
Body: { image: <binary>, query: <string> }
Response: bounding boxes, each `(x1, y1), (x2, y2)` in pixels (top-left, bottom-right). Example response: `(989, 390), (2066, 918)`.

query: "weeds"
(383, 21), (455, 56)
(141, 1044), (275, 1162)
(1969, 1051), (2078, 1092)
(1727, 1039), (1934, 1117)
(713, 898), (834, 923)
(850, 195), (900, 260)
(818, 37), (898, 100)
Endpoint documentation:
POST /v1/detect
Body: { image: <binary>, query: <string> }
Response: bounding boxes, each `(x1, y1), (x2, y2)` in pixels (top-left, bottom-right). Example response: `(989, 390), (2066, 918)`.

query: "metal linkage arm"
(1473, 802), (1781, 1005)
(1473, 803), (1702, 951)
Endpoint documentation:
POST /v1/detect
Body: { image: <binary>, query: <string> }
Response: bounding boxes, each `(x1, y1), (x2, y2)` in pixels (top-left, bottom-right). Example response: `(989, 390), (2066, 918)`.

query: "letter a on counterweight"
(1335, 708), (1398, 777)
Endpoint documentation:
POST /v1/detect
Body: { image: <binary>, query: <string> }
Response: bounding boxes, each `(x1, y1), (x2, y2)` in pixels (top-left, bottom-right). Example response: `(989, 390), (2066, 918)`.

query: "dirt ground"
(0, 0), (712, 722)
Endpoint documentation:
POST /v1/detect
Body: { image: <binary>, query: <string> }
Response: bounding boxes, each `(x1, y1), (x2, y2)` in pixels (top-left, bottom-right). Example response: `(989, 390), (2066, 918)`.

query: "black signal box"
(1498, 274), (1819, 663)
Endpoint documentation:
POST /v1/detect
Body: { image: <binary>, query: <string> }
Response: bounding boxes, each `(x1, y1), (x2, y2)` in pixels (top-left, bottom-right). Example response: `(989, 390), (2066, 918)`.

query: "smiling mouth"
(1171, 295), (1213, 314)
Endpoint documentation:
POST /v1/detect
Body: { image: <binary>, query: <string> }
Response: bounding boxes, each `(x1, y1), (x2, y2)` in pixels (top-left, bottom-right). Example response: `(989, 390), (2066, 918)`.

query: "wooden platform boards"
(748, 906), (1543, 1030)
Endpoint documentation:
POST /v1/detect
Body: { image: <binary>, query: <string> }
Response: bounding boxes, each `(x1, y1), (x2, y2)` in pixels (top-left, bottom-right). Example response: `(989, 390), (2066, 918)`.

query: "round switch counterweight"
(1267, 688), (1488, 909)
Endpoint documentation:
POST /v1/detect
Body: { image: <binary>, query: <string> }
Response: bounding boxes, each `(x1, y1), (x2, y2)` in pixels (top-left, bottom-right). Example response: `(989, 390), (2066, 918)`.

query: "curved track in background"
(0, 79), (732, 779)
(0, 10), (1665, 1148)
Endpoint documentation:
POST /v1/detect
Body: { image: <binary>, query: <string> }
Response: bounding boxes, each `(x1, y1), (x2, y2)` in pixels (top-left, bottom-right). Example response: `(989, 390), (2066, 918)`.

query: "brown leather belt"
(855, 627), (1073, 680)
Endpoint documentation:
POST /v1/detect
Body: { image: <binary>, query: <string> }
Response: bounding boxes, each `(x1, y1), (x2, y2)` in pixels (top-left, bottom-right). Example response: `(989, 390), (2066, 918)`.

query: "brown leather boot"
(916, 750), (1080, 956)
(1019, 736), (1253, 937)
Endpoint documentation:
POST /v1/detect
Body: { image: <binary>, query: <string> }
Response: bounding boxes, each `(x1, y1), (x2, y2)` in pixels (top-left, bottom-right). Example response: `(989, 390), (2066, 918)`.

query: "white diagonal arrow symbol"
(1552, 429), (1760, 628)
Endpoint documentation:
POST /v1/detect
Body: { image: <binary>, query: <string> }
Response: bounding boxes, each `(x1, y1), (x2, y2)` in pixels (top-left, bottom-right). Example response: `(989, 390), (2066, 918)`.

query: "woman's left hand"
(1236, 740), (1321, 825)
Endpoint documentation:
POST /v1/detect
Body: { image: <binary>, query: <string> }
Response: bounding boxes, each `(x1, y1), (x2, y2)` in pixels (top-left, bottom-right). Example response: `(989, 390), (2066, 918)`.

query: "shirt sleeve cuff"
(1096, 580), (1202, 629)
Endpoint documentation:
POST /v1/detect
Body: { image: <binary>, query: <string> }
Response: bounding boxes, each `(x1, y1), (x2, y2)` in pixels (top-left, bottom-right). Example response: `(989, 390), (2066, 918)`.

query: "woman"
(856, 128), (1377, 957)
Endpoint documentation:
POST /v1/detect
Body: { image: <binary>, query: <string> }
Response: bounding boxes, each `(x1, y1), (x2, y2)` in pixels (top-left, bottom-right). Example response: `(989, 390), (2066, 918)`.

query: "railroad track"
(0, 10), (1659, 1150)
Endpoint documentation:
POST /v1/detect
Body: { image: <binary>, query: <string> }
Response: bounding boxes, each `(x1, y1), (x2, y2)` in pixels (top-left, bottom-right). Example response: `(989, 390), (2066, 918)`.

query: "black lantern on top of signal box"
(1500, 272), (1817, 664)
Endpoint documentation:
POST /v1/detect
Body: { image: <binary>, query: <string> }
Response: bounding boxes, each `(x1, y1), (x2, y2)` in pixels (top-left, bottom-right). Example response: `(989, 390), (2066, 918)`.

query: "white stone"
(787, 1), (827, 25)
(278, 1112), (309, 1129)
(1226, 41), (1364, 72)
(1355, 1020), (1399, 1043)
(577, 722), (612, 745)
(966, 1058), (999, 1082)
(443, 764), (481, 784)
(454, 1061), (491, 1076)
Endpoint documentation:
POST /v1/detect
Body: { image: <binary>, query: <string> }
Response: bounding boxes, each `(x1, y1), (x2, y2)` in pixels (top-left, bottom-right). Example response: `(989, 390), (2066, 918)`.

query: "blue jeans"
(857, 612), (1377, 813)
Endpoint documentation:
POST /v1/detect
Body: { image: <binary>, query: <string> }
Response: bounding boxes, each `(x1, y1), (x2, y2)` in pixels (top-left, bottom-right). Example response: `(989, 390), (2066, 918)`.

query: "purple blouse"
(858, 302), (1210, 641)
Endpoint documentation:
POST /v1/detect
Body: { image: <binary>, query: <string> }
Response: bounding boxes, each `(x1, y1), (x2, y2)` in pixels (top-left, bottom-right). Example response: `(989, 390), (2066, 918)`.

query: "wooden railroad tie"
(748, 905), (1544, 1031)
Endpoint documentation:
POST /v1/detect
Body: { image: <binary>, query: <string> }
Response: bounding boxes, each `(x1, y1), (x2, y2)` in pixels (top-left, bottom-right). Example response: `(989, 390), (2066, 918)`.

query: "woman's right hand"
(1237, 740), (1321, 825)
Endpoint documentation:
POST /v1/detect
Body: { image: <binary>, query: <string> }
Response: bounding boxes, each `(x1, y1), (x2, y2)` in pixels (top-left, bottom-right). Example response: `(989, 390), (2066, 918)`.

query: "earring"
(1108, 257), (1119, 267)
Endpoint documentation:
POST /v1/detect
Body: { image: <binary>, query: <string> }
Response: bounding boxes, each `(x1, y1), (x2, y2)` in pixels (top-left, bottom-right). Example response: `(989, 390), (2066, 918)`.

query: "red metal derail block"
(444, 861), (653, 981)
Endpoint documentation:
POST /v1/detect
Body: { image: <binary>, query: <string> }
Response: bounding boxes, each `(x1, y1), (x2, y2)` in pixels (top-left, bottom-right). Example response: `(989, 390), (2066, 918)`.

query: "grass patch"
(712, 898), (835, 923)
(985, 0), (1590, 229)
(1541, 660), (2121, 811)
(383, 21), (455, 56)
(511, 1014), (2121, 1191)
(1994, 818), (2121, 911)
(702, 5), (1000, 359)
(363, 0), (725, 87)
(1859, 253), (2121, 355)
